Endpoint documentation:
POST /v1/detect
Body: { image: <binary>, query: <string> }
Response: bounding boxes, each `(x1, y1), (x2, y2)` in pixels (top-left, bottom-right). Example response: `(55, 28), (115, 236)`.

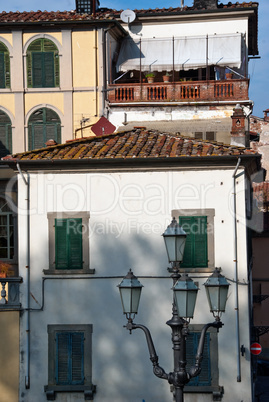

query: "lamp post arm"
(125, 321), (169, 380)
(188, 320), (223, 379)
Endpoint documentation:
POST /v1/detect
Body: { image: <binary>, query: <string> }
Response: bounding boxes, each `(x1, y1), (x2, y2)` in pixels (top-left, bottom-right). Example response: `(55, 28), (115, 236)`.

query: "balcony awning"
(116, 33), (242, 72)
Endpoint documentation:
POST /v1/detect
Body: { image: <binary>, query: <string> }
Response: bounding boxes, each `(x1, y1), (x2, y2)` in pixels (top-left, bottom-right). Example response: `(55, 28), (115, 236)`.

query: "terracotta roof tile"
(0, 3), (258, 24)
(10, 129), (259, 162)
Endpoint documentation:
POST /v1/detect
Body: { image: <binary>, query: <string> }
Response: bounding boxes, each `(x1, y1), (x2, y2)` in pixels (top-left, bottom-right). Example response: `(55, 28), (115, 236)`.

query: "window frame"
(28, 107), (61, 151)
(26, 38), (59, 88)
(44, 212), (94, 275)
(45, 324), (96, 400)
(172, 209), (215, 273)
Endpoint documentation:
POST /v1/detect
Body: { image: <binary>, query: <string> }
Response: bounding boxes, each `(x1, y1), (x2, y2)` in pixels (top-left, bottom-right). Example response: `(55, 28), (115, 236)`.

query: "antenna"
(120, 9), (136, 24)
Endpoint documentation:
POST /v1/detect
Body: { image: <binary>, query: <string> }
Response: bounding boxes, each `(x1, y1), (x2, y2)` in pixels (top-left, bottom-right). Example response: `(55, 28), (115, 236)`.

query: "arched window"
(0, 198), (14, 260)
(0, 42), (10, 88)
(0, 110), (12, 158)
(28, 107), (61, 150)
(27, 38), (59, 88)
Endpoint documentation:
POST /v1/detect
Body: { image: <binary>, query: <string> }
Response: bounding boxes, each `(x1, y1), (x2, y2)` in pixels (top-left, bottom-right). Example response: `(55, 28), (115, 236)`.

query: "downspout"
(233, 157), (242, 382)
(94, 27), (98, 117)
(102, 26), (115, 118)
(17, 163), (30, 389)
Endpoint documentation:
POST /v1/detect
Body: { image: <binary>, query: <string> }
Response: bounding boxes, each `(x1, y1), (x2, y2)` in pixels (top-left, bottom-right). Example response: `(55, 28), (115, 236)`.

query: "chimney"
(76, 0), (100, 15)
(230, 104), (247, 147)
(263, 109), (269, 121)
(193, 0), (218, 9)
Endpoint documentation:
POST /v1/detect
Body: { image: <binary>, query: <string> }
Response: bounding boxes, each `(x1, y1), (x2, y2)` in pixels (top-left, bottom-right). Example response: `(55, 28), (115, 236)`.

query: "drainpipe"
(17, 163), (30, 389)
(102, 26), (115, 117)
(233, 157), (242, 382)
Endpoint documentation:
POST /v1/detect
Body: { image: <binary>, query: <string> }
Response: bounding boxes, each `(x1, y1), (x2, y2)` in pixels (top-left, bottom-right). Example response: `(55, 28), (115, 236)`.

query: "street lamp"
(118, 218), (230, 402)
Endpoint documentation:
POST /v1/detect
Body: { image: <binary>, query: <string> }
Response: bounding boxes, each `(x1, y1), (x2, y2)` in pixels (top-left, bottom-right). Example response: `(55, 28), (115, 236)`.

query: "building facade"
(3, 130), (261, 401)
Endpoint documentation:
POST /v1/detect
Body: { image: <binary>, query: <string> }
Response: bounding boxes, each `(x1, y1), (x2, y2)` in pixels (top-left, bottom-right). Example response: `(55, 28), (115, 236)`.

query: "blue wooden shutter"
(179, 216), (208, 268)
(56, 332), (84, 385)
(55, 218), (83, 270)
(186, 332), (211, 386)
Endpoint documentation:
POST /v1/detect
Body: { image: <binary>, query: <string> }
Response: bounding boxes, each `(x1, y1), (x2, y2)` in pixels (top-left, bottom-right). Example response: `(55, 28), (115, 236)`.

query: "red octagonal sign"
(250, 343), (262, 355)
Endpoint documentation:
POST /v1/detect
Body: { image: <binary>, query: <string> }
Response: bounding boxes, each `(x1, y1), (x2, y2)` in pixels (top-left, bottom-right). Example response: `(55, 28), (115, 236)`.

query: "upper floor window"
(172, 209), (215, 273)
(28, 107), (61, 150)
(0, 198), (14, 260)
(0, 110), (12, 158)
(0, 42), (10, 89)
(44, 212), (94, 275)
(27, 38), (59, 88)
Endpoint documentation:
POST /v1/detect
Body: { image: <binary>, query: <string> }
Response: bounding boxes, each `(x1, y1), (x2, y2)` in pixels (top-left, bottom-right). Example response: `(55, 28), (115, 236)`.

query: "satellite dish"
(120, 9), (136, 24)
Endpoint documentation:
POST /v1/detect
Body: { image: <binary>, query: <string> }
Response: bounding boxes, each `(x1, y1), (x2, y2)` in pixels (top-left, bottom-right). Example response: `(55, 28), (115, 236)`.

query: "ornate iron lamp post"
(118, 218), (230, 402)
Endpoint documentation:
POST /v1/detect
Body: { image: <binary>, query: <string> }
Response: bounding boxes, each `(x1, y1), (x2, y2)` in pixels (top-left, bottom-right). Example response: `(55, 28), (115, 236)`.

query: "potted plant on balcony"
(145, 72), (155, 83)
(0, 261), (14, 278)
(225, 72), (233, 80)
(163, 72), (171, 82)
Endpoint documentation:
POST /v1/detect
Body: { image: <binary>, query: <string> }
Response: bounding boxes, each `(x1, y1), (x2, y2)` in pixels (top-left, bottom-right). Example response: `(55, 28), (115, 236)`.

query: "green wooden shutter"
(0, 53), (5, 88)
(32, 52), (43, 88)
(55, 219), (69, 269)
(55, 218), (83, 270)
(68, 218), (83, 269)
(194, 217), (207, 267)
(71, 333), (84, 384)
(179, 217), (194, 268)
(179, 216), (208, 268)
(30, 124), (44, 150)
(44, 52), (55, 87)
(186, 332), (211, 386)
(56, 333), (69, 385)
(56, 332), (84, 385)
(0, 125), (11, 158)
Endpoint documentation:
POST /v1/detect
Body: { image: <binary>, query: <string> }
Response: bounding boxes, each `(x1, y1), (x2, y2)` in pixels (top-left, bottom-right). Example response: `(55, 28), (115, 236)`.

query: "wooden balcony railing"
(108, 79), (249, 103)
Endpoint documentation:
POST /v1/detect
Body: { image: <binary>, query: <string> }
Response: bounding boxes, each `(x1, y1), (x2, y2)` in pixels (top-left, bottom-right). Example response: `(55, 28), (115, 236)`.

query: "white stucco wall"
(125, 18), (248, 41)
(16, 167), (252, 402)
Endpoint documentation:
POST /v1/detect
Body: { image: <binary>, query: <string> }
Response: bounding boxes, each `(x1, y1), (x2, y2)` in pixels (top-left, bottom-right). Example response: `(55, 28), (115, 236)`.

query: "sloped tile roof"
(0, 2), (258, 23)
(9, 129), (258, 162)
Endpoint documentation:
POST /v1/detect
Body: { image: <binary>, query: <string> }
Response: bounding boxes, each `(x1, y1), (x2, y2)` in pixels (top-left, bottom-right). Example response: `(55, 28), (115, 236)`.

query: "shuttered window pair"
(56, 332), (84, 385)
(186, 332), (211, 386)
(28, 107), (61, 150)
(27, 38), (59, 88)
(55, 218), (83, 270)
(179, 216), (208, 268)
(46, 324), (95, 399)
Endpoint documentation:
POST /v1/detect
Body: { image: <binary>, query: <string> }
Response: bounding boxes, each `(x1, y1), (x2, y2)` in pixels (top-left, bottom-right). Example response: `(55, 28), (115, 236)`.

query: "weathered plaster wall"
(17, 167), (252, 402)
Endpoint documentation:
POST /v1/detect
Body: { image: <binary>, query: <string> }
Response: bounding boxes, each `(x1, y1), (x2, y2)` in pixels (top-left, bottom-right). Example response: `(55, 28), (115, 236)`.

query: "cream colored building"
(0, 8), (126, 156)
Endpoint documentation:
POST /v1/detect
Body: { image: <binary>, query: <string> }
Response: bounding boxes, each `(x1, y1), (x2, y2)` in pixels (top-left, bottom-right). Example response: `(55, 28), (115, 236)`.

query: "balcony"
(0, 277), (22, 310)
(107, 79), (249, 104)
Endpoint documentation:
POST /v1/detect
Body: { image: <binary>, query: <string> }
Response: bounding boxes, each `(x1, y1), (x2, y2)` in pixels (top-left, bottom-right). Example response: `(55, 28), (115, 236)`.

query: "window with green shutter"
(46, 212), (94, 275)
(56, 332), (84, 385)
(186, 332), (211, 386)
(0, 110), (12, 158)
(28, 107), (61, 150)
(46, 324), (96, 399)
(0, 42), (10, 89)
(184, 324), (221, 395)
(55, 218), (83, 270)
(27, 38), (59, 88)
(179, 216), (208, 268)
